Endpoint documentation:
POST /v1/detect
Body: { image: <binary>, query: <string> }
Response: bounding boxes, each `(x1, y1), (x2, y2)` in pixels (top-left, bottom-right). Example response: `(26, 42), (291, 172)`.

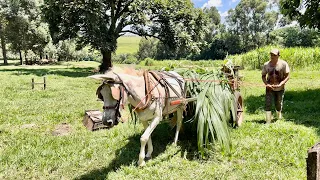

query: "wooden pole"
(43, 77), (46, 90)
(32, 78), (34, 89)
(307, 143), (320, 180)
(31, 77), (46, 90)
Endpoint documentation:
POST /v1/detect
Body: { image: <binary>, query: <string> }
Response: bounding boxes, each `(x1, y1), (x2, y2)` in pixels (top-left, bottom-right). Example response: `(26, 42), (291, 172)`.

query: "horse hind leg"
(173, 107), (183, 145)
(138, 116), (161, 167)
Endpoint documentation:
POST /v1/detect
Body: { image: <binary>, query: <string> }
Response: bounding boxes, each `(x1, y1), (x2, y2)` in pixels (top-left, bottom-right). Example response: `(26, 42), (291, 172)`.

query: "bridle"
(96, 72), (131, 125)
(101, 80), (126, 125)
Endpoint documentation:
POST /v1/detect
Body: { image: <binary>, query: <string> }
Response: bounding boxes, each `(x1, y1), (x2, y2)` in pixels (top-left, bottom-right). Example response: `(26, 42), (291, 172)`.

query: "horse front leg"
(141, 121), (153, 161)
(138, 115), (161, 167)
(174, 107), (183, 145)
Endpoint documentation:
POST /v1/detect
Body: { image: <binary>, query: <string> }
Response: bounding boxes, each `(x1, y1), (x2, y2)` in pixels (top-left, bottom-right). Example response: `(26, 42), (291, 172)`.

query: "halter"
(107, 83), (124, 125)
(97, 73), (129, 125)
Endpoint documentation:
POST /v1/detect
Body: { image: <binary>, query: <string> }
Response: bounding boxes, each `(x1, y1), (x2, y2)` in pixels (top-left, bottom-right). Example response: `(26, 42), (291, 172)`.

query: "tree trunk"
(0, 27), (8, 65)
(24, 50), (28, 65)
(19, 50), (23, 65)
(99, 50), (113, 73)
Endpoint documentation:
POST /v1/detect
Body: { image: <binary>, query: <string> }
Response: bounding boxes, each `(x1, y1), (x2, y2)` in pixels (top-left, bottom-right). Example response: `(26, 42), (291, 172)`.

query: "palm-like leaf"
(183, 69), (236, 156)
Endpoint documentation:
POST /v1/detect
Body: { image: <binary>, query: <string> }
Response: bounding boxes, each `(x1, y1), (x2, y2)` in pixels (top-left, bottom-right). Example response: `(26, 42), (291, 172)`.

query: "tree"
(203, 6), (221, 41)
(0, 22), (8, 65)
(280, 0), (320, 29)
(43, 0), (208, 72)
(137, 38), (157, 60)
(226, 0), (278, 52)
(0, 0), (10, 65)
(28, 23), (51, 60)
(269, 26), (320, 47)
(3, 0), (49, 65)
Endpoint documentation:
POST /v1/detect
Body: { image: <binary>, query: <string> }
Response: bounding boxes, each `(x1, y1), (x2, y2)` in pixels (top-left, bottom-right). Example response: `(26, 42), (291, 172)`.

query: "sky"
(192, 0), (240, 19)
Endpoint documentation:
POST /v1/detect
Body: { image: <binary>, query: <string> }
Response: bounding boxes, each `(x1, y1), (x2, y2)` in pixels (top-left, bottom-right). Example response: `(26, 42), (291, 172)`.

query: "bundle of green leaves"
(182, 69), (236, 156)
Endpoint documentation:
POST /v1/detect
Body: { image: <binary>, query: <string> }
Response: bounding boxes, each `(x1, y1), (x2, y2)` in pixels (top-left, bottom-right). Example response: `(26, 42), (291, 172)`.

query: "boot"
(266, 111), (272, 124)
(276, 111), (282, 119)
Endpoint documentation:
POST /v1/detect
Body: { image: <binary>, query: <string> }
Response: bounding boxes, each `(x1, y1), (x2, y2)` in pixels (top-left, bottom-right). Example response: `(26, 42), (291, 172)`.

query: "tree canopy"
(280, 0), (320, 29)
(43, 0), (208, 72)
(0, 0), (50, 65)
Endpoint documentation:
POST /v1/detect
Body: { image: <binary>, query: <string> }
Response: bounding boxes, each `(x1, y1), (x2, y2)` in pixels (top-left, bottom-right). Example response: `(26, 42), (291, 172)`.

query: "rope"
(130, 75), (268, 112)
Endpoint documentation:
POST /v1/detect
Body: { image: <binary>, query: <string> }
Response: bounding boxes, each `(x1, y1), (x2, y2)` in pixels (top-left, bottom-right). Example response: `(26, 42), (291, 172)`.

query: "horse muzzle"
(103, 119), (114, 127)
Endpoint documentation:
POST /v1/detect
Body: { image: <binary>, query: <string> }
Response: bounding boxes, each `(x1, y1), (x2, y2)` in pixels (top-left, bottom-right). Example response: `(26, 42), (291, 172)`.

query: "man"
(262, 48), (290, 123)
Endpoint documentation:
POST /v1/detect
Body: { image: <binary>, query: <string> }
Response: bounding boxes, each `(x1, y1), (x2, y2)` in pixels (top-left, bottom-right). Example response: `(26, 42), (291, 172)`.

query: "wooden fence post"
(43, 77), (46, 90)
(32, 78), (35, 89)
(307, 142), (320, 180)
(31, 77), (46, 90)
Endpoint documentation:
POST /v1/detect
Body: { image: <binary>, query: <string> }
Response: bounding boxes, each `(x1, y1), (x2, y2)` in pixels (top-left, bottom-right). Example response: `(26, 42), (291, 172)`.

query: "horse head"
(89, 72), (127, 128)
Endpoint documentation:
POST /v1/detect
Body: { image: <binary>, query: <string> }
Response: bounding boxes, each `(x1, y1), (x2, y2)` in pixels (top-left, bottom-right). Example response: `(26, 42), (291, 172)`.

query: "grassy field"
(0, 61), (319, 179)
(116, 36), (141, 54)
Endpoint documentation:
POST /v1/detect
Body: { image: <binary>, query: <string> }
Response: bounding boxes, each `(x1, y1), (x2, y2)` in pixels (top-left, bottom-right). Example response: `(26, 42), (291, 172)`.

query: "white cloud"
(229, 0), (239, 6)
(202, 0), (222, 9)
(219, 11), (229, 17)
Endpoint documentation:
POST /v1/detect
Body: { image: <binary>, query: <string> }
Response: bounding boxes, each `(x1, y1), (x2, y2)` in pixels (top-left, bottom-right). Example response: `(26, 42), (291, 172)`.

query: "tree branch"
(116, 0), (134, 19)
(120, 30), (162, 41)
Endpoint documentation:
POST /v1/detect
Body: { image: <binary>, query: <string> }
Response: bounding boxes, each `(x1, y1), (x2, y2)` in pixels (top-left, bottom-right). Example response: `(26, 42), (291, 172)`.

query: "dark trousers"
(265, 89), (284, 111)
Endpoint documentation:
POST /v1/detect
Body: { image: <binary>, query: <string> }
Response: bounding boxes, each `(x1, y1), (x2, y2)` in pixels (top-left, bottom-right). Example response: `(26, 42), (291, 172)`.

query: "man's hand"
(266, 84), (274, 90)
(272, 83), (283, 88)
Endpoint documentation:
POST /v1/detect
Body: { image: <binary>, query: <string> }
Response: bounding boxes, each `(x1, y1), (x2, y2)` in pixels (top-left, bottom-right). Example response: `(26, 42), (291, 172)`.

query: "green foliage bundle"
(182, 70), (235, 156)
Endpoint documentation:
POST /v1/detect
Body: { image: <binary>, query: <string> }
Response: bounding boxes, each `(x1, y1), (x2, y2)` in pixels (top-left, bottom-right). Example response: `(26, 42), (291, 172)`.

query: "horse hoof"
(138, 160), (146, 167)
(145, 156), (152, 161)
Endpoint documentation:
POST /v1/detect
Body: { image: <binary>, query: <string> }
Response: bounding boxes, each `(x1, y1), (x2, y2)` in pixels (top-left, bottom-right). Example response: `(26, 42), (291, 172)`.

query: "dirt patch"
(21, 123), (37, 129)
(52, 123), (72, 136)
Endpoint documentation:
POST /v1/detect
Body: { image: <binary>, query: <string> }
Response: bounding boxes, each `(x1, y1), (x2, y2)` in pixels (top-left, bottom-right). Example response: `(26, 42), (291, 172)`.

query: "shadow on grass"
(0, 67), (95, 77)
(75, 122), (199, 180)
(75, 133), (142, 180)
(245, 89), (320, 133)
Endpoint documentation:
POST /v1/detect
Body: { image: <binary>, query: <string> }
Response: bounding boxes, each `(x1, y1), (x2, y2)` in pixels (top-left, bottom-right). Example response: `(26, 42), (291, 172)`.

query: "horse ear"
(110, 86), (121, 100)
(88, 74), (115, 81)
(96, 85), (104, 101)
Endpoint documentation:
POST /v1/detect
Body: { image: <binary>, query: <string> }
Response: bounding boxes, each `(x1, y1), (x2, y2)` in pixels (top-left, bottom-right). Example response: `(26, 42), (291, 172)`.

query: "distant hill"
(116, 36), (141, 54)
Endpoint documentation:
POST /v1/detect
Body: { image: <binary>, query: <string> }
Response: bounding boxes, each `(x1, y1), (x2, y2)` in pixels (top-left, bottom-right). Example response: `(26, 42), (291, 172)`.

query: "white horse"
(89, 69), (185, 166)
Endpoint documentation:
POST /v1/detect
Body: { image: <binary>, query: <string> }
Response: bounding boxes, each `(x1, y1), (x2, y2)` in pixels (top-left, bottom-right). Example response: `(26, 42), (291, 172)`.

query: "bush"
(137, 38), (157, 60)
(122, 54), (138, 64)
(228, 46), (320, 70)
(269, 27), (320, 47)
(143, 57), (155, 66)
(113, 53), (138, 64)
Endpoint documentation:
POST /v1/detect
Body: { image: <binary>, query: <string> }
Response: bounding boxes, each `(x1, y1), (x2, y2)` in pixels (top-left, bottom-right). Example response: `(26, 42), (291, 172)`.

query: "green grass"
(116, 36), (141, 54)
(0, 61), (319, 179)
